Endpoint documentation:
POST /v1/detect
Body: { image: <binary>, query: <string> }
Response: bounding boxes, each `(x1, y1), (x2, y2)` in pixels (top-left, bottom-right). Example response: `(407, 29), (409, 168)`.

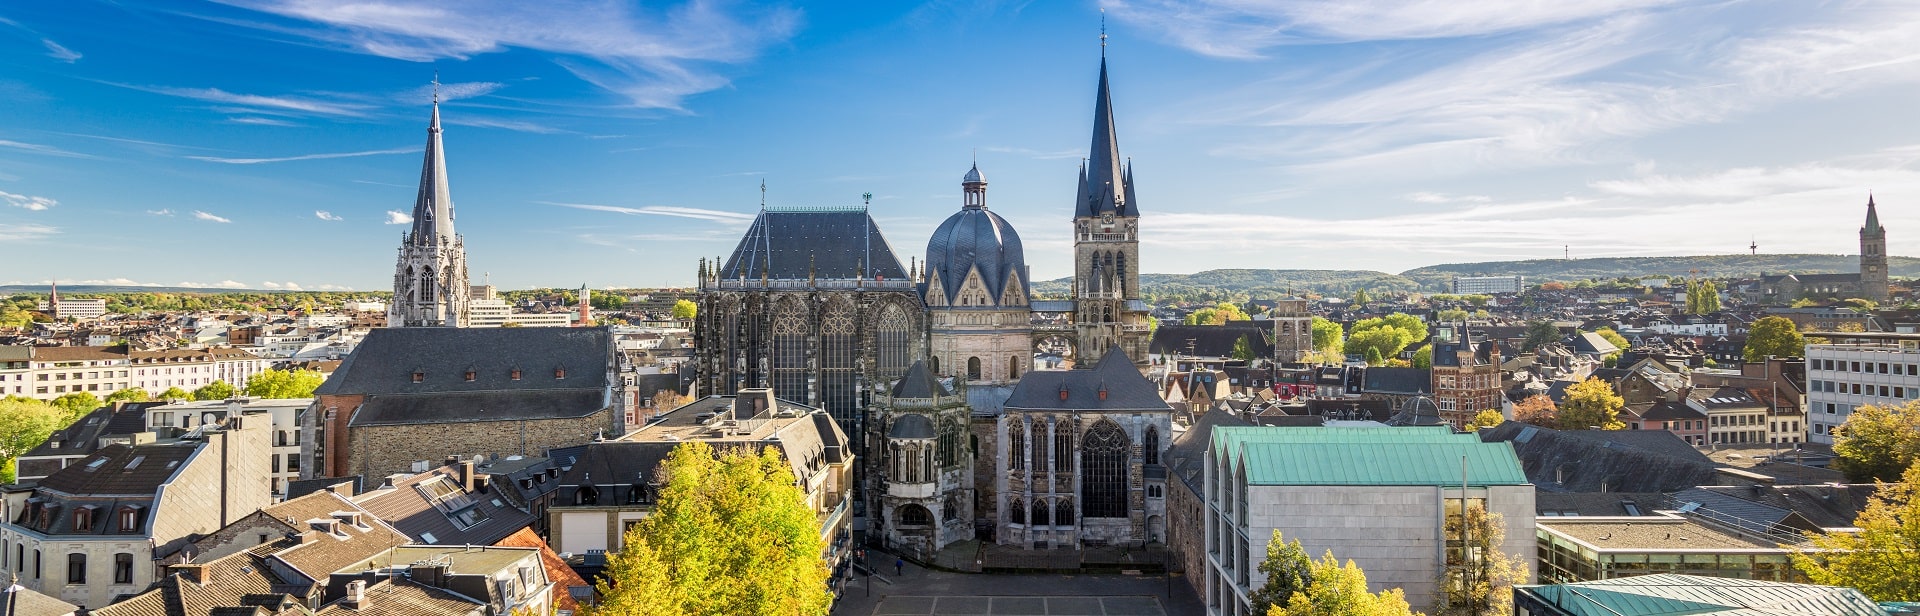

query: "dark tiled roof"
(1003, 348), (1169, 412)
(1361, 367), (1432, 395)
(23, 403), (158, 460)
(1637, 401), (1706, 421)
(33, 442), (196, 498)
(1689, 484), (1878, 529)
(718, 208), (908, 281)
(889, 361), (946, 399)
(315, 327), (611, 396)
(1148, 324), (1270, 358)
(925, 202), (1028, 303)
(888, 414), (935, 439)
(1479, 423), (1721, 493)
(348, 390), (608, 426)
(1534, 492), (1666, 516)
(1166, 411), (1252, 493)
(1558, 429), (1710, 463)
(355, 466), (534, 548)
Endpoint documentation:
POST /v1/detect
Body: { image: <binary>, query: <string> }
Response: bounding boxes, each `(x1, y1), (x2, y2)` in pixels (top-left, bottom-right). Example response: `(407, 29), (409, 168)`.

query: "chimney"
(344, 579), (367, 609)
(457, 458), (476, 492)
(172, 562), (212, 585)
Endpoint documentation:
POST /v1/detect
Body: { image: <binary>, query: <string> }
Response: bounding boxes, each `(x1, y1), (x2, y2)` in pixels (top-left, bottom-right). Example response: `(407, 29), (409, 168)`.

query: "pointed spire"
(408, 91), (455, 246)
(1081, 55), (1130, 218)
(1865, 193), (1883, 234)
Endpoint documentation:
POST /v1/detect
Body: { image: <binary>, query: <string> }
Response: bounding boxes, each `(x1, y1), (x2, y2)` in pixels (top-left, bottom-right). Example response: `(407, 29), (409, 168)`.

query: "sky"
(7, 1), (1920, 291)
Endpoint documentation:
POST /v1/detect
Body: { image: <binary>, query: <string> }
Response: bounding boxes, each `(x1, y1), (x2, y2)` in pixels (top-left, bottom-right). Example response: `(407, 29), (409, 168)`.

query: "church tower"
(1070, 53), (1150, 365)
(388, 94), (471, 328)
(1862, 195), (1889, 303)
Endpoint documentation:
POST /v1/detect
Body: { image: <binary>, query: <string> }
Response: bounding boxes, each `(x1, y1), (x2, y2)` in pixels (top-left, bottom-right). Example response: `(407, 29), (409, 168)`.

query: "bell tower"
(1862, 195), (1889, 302)
(1070, 52), (1149, 365)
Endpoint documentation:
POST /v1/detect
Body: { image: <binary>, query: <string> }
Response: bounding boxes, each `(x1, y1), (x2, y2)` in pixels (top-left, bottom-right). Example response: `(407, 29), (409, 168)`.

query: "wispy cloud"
(384, 210), (412, 225)
(544, 201), (755, 223)
(0, 139), (94, 158)
(0, 190), (56, 211)
(0, 223), (57, 241)
(448, 117), (565, 134)
(1109, 0), (1680, 57)
(1407, 192), (1490, 204)
(227, 116), (298, 126)
(147, 209), (175, 217)
(314, 210), (343, 221)
(124, 84), (373, 116)
(407, 81), (503, 102)
(211, 0), (802, 110)
(193, 210), (232, 223)
(188, 146), (415, 164)
(41, 39), (80, 62)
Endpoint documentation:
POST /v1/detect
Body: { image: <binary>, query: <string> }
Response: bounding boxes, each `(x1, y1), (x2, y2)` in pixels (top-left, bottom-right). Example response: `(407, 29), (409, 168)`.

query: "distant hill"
(0, 285), (275, 294)
(1397, 254), (1920, 290)
(1034, 268), (1421, 300)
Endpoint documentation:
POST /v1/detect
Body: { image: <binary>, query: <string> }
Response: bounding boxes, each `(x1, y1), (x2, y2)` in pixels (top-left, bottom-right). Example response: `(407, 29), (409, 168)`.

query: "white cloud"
(314, 210), (343, 221)
(174, 280), (252, 289)
(409, 80), (503, 102)
(212, 0), (801, 110)
(0, 190), (55, 211)
(228, 116), (298, 126)
(193, 210), (233, 223)
(0, 223), (57, 242)
(260, 281), (305, 290)
(125, 84), (373, 116)
(1407, 192), (1490, 204)
(544, 201), (755, 223)
(147, 209), (175, 217)
(0, 139), (94, 158)
(1109, 0), (1679, 57)
(41, 38), (80, 62)
(385, 210), (413, 225)
(189, 146), (415, 164)
(448, 117), (565, 134)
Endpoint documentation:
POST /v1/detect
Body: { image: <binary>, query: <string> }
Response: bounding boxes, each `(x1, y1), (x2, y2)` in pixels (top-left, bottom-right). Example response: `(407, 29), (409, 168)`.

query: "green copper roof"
(1520, 574), (1887, 616)
(1210, 426), (1526, 487)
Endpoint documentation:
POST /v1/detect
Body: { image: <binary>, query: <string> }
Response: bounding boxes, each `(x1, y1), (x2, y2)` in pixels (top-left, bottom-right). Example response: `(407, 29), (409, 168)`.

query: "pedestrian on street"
(895, 558), (904, 576)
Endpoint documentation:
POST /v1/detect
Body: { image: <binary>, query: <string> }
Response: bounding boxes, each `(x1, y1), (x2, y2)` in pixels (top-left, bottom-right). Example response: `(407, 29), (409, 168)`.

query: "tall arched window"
(1007, 420), (1025, 471)
(1009, 498), (1026, 526)
(420, 267), (435, 302)
(1054, 422), (1073, 470)
(1009, 355), (1020, 380)
(875, 304), (911, 381)
(942, 494), (960, 522)
(820, 299), (857, 423)
(1055, 498), (1075, 526)
(771, 297), (808, 402)
(931, 356), (941, 375)
(1032, 421), (1047, 472)
(1032, 499), (1052, 526)
(938, 418), (961, 468)
(1081, 419), (1131, 518)
(967, 357), (982, 380)
(1144, 426), (1160, 465)
(404, 266), (417, 301)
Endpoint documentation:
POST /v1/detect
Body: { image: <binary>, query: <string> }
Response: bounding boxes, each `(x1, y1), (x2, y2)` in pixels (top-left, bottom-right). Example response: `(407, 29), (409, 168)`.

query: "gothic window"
(404, 266), (417, 301)
(820, 299), (857, 424)
(1032, 498), (1051, 526)
(1009, 355), (1020, 380)
(771, 297), (808, 403)
(938, 418), (961, 468)
(1055, 499), (1075, 526)
(875, 303), (911, 381)
(1008, 420), (1025, 471)
(931, 356), (940, 375)
(1144, 426), (1160, 465)
(1081, 419), (1131, 518)
(1054, 422), (1073, 470)
(1009, 498), (1026, 526)
(967, 357), (982, 380)
(942, 494), (960, 522)
(898, 505), (931, 527)
(1117, 253), (1128, 296)
(421, 268), (435, 302)
(1032, 421), (1047, 472)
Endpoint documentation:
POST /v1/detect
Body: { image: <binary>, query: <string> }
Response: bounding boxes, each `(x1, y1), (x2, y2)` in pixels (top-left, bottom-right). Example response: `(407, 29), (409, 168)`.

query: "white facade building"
(35, 298), (108, 320)
(1804, 335), (1920, 444)
(1450, 275), (1525, 294)
(145, 397), (310, 500)
(466, 298), (574, 328)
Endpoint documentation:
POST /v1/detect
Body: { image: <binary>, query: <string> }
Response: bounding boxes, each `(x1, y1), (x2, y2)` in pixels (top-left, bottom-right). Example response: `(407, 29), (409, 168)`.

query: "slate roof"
(23, 402), (158, 459)
(354, 465), (534, 548)
(1432, 332), (1497, 367)
(34, 442), (197, 498)
(890, 360), (947, 399)
(315, 326), (611, 396)
(888, 414), (935, 439)
(1003, 348), (1168, 412)
(1559, 430), (1710, 463)
(1147, 324), (1270, 358)
(1517, 573), (1887, 616)
(718, 208), (909, 281)
(404, 102), (456, 248)
(1638, 401), (1707, 422)
(1361, 367), (1432, 395)
(925, 190), (1028, 303)
(1669, 487), (1812, 535)
(1535, 492), (1667, 516)
(1480, 423), (1722, 493)
(1688, 484), (1878, 530)
(1166, 412), (1252, 495)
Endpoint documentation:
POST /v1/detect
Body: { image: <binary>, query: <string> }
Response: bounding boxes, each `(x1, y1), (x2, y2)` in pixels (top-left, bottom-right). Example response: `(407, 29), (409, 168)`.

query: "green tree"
(1432, 504), (1529, 616)
(596, 441), (831, 616)
(1352, 289), (1371, 306)
(1520, 321), (1560, 352)
(0, 397), (67, 484)
(1558, 377), (1625, 430)
(1435, 308), (1469, 322)
(1593, 327), (1629, 353)
(1464, 410), (1504, 433)
(158, 386), (193, 401)
(104, 387), (150, 404)
(671, 299), (699, 320)
(50, 392), (102, 420)
(1186, 302), (1251, 326)
(1831, 401), (1920, 483)
(1347, 328), (1401, 364)
(192, 380), (236, 401)
(243, 369), (325, 399)
(1311, 317), (1344, 360)
(1250, 531), (1314, 615)
(1365, 346), (1385, 366)
(1232, 335), (1257, 362)
(1791, 463), (1920, 601)
(1745, 316), (1806, 362)
(1412, 345), (1433, 370)
(1271, 550), (1418, 616)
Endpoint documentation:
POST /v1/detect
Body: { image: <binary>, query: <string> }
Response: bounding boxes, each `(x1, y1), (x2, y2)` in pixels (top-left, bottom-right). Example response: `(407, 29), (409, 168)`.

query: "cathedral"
(388, 94), (471, 328)
(694, 51), (1171, 556)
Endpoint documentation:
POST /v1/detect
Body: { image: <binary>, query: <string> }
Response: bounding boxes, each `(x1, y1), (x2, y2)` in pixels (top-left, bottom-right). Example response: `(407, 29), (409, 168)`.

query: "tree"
(157, 387), (192, 401)
(1464, 410), (1504, 433)
(1233, 335), (1258, 362)
(104, 388), (150, 404)
(1352, 289), (1371, 306)
(671, 299), (698, 320)
(1187, 301), (1251, 326)
(1520, 321), (1560, 352)
(0, 397), (66, 484)
(1271, 550), (1418, 616)
(1832, 401), (1920, 483)
(596, 441), (831, 616)
(50, 392), (101, 420)
(1558, 377), (1625, 430)
(1412, 345), (1432, 370)
(244, 369), (326, 399)
(1365, 347), (1385, 366)
(1435, 308), (1469, 322)
(1512, 395), (1558, 428)
(1311, 317), (1344, 360)
(192, 380), (236, 401)
(1791, 463), (1920, 601)
(1745, 316), (1806, 362)
(1432, 504), (1529, 616)
(1250, 531), (1314, 615)
(1345, 328), (1402, 364)
(651, 388), (690, 412)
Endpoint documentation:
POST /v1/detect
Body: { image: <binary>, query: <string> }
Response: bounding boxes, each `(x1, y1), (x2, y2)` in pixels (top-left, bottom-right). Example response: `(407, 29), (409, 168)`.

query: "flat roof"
(1538, 516), (1797, 552)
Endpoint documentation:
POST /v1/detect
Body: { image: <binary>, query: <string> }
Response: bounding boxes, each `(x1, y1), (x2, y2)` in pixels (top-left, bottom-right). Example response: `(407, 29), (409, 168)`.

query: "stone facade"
(388, 101), (470, 328)
(868, 363), (974, 559)
(346, 410), (612, 479)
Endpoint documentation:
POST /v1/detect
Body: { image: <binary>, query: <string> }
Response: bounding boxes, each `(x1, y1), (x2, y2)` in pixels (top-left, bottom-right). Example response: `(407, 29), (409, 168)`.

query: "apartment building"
(1804, 333), (1920, 444)
(2, 345), (271, 401)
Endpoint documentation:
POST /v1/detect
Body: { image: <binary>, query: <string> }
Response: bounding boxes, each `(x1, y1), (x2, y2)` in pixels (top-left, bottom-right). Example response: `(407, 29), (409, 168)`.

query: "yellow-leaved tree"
(1557, 377), (1625, 431)
(594, 441), (831, 616)
(1270, 550), (1421, 616)
(1790, 463), (1920, 601)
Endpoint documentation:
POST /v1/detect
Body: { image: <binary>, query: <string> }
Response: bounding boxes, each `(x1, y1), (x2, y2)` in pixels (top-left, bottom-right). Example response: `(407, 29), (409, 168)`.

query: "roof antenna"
(1100, 8), (1108, 57)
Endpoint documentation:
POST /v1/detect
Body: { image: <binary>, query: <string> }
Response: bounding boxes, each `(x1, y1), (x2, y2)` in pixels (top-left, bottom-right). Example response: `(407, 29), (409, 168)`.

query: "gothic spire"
(1080, 56), (1131, 218)
(409, 97), (456, 246)
(1865, 193), (1883, 235)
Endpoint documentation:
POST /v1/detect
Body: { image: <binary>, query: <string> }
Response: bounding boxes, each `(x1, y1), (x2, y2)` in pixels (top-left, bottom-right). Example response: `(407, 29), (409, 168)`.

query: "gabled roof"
(1003, 348), (1167, 412)
(718, 208), (908, 281)
(34, 442), (197, 498)
(0, 584), (78, 616)
(1148, 324), (1270, 358)
(354, 465), (534, 548)
(1361, 367), (1432, 395)
(315, 326), (611, 396)
(1209, 426), (1526, 487)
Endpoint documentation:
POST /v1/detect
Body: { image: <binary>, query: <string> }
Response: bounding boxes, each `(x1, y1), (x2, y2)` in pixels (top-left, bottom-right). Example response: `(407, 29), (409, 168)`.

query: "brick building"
(1430, 324), (1502, 428)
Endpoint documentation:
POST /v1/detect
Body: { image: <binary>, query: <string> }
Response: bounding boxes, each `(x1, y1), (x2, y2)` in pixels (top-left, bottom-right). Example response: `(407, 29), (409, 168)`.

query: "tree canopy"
(243, 369), (325, 399)
(1791, 463), (1920, 601)
(50, 392), (101, 420)
(104, 388), (150, 404)
(1269, 550), (1419, 616)
(193, 380), (237, 401)
(595, 441), (831, 616)
(1685, 279), (1721, 314)
(671, 299), (699, 320)
(1464, 410), (1505, 433)
(1432, 504), (1528, 616)
(1345, 313), (1427, 361)
(0, 397), (67, 484)
(1521, 321), (1560, 352)
(1310, 317), (1344, 361)
(1745, 316), (1806, 362)
(1832, 401), (1920, 483)
(1513, 395), (1557, 428)
(1412, 345), (1433, 370)
(1187, 301), (1252, 326)
(1558, 377), (1625, 431)
(1233, 335), (1258, 362)
(1250, 531), (1314, 616)
(157, 386), (193, 401)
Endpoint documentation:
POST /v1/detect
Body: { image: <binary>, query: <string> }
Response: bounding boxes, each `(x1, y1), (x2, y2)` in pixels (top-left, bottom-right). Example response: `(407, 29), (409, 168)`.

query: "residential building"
(35, 298), (108, 321)
(144, 397), (309, 499)
(1452, 275), (1525, 294)
(1, 346), (29, 397)
(13, 403), (156, 483)
(1804, 333), (1920, 444)
(466, 298), (573, 327)
(388, 97), (471, 328)
(0, 411), (271, 610)
(16, 346), (128, 400)
(1515, 574), (1887, 616)
(2, 345), (270, 401)
(1431, 324), (1503, 428)
(125, 347), (271, 395)
(1690, 386), (1772, 445)
(1204, 426), (1535, 614)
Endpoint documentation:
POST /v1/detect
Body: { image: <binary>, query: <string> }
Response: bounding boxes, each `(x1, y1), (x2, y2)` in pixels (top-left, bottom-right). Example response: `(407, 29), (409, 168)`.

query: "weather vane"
(863, 192), (873, 207)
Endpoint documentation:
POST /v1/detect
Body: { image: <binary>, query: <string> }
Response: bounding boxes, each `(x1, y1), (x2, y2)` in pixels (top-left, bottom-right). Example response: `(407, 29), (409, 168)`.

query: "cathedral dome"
(926, 191), (1027, 305)
(962, 164), (985, 185)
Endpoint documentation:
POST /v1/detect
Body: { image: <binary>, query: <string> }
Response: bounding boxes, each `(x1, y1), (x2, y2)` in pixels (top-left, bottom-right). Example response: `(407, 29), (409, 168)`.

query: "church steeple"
(1078, 57), (1132, 219)
(1864, 194), (1884, 236)
(408, 93), (456, 247)
(388, 85), (471, 328)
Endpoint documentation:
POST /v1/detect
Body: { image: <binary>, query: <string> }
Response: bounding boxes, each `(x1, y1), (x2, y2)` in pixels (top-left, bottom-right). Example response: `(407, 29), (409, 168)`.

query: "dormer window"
(73, 508), (92, 532)
(119, 507), (141, 533)
(412, 371), (425, 383)
(464, 369), (476, 382)
(511, 368), (522, 381)
(554, 367), (566, 380)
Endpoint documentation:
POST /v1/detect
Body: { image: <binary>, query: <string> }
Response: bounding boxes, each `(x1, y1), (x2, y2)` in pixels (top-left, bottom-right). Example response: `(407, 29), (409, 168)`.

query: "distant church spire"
(1865, 193), (1883, 234)
(389, 87), (471, 328)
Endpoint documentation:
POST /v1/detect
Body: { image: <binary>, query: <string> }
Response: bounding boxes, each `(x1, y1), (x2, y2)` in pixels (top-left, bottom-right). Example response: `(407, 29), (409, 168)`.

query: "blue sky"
(6, 1), (1920, 291)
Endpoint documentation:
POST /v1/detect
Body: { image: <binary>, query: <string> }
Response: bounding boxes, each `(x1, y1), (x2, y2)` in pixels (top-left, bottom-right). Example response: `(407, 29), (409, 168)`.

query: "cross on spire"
(432, 70), (440, 104)
(1100, 8), (1108, 56)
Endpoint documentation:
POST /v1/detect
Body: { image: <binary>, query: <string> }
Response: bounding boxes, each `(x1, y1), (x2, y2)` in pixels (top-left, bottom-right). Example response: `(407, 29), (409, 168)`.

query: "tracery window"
(899, 504), (931, 527)
(820, 299), (857, 424)
(1032, 498), (1052, 526)
(1054, 422), (1073, 471)
(938, 418), (961, 468)
(1081, 419), (1131, 518)
(1009, 498), (1026, 526)
(875, 303), (912, 380)
(421, 267), (435, 302)
(1032, 420), (1047, 472)
(771, 297), (808, 403)
(1008, 420), (1025, 471)
(1055, 498), (1075, 526)
(942, 494), (961, 522)
(1144, 426), (1160, 465)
